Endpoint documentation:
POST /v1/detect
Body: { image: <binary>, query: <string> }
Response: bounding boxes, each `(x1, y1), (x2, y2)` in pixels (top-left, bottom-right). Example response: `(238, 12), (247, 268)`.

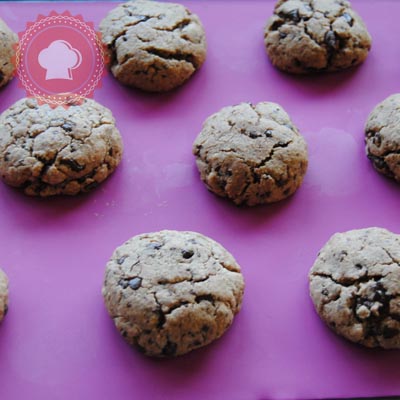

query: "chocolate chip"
(325, 31), (337, 49)
(136, 15), (150, 22)
(383, 326), (398, 339)
(60, 158), (85, 172)
(322, 288), (329, 296)
(61, 123), (73, 132)
(182, 249), (194, 259)
(355, 263), (363, 270)
(117, 255), (128, 265)
(270, 19), (284, 31)
(286, 9), (300, 22)
(162, 340), (177, 356)
(279, 32), (287, 39)
(342, 12), (353, 26)
(147, 242), (162, 250)
(368, 154), (391, 175)
(84, 181), (99, 191)
(128, 277), (142, 290)
(195, 294), (214, 303)
(249, 131), (260, 139)
(372, 133), (382, 147)
(157, 310), (166, 328)
(118, 279), (129, 289)
(201, 325), (209, 333)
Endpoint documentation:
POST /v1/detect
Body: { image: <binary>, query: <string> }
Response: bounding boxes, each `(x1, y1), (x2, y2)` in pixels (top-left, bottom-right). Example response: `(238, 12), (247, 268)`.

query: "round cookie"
(365, 94), (400, 182)
(102, 230), (244, 357)
(99, 0), (207, 92)
(192, 102), (308, 206)
(0, 269), (8, 322)
(309, 228), (400, 349)
(0, 97), (123, 196)
(264, 0), (371, 74)
(0, 19), (17, 88)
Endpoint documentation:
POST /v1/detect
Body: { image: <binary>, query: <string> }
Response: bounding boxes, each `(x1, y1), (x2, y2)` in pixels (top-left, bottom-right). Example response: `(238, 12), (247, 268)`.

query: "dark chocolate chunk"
(128, 277), (142, 290)
(162, 340), (177, 356)
(383, 326), (398, 339)
(60, 158), (85, 172)
(342, 12), (353, 26)
(195, 294), (214, 303)
(182, 249), (194, 259)
(325, 31), (337, 49)
(147, 242), (162, 250)
(61, 123), (73, 132)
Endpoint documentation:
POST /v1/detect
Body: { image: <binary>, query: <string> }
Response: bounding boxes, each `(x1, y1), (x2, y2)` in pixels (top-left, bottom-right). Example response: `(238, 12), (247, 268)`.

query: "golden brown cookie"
(0, 98), (123, 196)
(310, 228), (400, 349)
(103, 230), (244, 357)
(0, 19), (17, 88)
(193, 102), (308, 206)
(264, 0), (371, 73)
(99, 0), (207, 92)
(365, 94), (400, 182)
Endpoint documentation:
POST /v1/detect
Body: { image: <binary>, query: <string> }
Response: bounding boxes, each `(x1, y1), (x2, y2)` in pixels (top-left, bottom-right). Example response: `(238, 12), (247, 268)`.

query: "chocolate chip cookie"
(264, 0), (371, 73)
(0, 19), (17, 88)
(103, 230), (244, 357)
(0, 97), (123, 196)
(0, 269), (8, 322)
(365, 94), (400, 182)
(193, 102), (308, 206)
(309, 228), (400, 349)
(99, 0), (207, 92)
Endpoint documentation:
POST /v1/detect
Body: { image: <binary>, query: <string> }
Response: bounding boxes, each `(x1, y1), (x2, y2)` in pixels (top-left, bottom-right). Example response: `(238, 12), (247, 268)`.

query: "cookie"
(0, 19), (17, 88)
(99, 0), (207, 92)
(0, 97), (123, 196)
(102, 230), (244, 357)
(192, 102), (308, 206)
(365, 94), (400, 182)
(264, 0), (371, 74)
(309, 228), (400, 349)
(0, 269), (8, 322)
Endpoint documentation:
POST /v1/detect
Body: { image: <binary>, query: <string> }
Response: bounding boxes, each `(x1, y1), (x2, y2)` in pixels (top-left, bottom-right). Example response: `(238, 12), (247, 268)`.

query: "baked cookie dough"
(99, 0), (207, 92)
(0, 19), (17, 88)
(193, 102), (308, 206)
(309, 228), (400, 349)
(0, 97), (123, 196)
(365, 94), (400, 182)
(264, 0), (372, 73)
(0, 269), (8, 322)
(103, 230), (244, 357)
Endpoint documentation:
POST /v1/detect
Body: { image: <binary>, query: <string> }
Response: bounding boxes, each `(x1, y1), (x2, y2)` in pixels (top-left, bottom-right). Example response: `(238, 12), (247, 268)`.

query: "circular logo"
(16, 11), (106, 107)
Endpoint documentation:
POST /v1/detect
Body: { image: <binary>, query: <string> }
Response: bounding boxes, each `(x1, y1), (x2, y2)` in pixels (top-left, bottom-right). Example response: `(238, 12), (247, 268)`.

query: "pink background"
(0, 1), (399, 399)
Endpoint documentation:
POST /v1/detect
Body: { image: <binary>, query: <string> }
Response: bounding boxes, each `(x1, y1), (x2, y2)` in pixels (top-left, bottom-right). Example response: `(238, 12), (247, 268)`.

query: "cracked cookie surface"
(99, 0), (207, 92)
(102, 230), (244, 357)
(0, 19), (17, 88)
(264, 0), (371, 73)
(309, 228), (400, 349)
(0, 97), (123, 196)
(193, 102), (308, 206)
(0, 269), (8, 323)
(365, 94), (400, 182)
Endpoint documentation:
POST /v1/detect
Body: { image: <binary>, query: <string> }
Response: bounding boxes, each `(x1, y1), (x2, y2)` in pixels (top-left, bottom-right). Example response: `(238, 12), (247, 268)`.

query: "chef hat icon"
(38, 40), (82, 80)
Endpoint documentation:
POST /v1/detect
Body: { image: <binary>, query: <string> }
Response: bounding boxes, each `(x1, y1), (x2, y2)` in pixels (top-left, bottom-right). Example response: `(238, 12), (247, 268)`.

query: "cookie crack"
(144, 47), (196, 68)
(153, 18), (192, 33)
(257, 140), (293, 168)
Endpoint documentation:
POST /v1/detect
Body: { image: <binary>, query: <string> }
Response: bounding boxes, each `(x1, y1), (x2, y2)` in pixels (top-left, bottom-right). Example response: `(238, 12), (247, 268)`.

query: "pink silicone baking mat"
(0, 1), (399, 399)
